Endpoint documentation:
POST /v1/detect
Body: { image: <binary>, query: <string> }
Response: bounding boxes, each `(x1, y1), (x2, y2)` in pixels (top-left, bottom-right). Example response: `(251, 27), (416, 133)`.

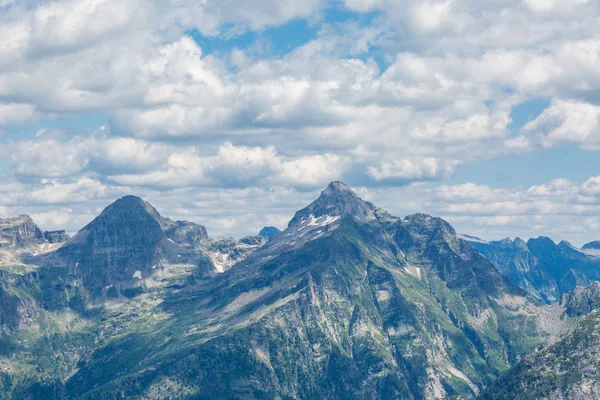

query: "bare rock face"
(204, 235), (267, 273)
(47, 196), (222, 297)
(258, 226), (281, 240)
(469, 236), (600, 303)
(561, 281), (600, 317)
(288, 181), (394, 228)
(53, 196), (175, 296)
(163, 220), (208, 247)
(0, 215), (46, 248)
(43, 230), (70, 244)
(481, 306), (600, 400)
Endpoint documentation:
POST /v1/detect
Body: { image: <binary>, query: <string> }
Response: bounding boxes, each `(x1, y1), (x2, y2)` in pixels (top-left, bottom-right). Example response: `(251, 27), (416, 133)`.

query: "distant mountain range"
(466, 236), (600, 303)
(0, 182), (599, 399)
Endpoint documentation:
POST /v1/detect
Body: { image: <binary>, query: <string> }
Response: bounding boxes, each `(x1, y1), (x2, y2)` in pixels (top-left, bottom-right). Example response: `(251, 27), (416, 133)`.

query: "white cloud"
(408, 1), (452, 33)
(0, 103), (35, 126)
(159, 0), (324, 36)
(342, 0), (384, 13)
(522, 100), (600, 148)
(362, 176), (600, 245)
(27, 177), (113, 204)
(12, 138), (90, 177)
(1, 0), (600, 243)
(281, 154), (348, 187)
(10, 132), (171, 178)
(367, 158), (460, 182)
(108, 142), (348, 189)
(523, 0), (589, 14)
(29, 0), (151, 53)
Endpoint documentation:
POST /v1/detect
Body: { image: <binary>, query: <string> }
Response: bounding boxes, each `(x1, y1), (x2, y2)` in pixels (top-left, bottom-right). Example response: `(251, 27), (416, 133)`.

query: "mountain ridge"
(467, 235), (600, 303)
(0, 183), (594, 399)
(51, 183), (556, 399)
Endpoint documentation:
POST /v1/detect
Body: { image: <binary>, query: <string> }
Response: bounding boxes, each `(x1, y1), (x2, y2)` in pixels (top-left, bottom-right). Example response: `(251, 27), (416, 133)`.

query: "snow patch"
(305, 214), (341, 227)
(133, 270), (142, 280)
(404, 265), (422, 280)
(31, 242), (62, 256)
(210, 251), (230, 273)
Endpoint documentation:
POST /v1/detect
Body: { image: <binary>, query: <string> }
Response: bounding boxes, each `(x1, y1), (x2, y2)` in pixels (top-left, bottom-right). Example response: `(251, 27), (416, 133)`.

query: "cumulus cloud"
(363, 176), (600, 246)
(10, 132), (171, 178)
(0, 0), (600, 241)
(367, 158), (460, 182)
(521, 100), (600, 148)
(0, 103), (36, 126)
(108, 142), (348, 189)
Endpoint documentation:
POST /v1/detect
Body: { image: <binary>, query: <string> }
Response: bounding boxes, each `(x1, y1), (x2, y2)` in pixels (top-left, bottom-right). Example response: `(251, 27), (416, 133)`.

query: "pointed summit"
(288, 181), (392, 228)
(95, 195), (166, 227)
(322, 180), (354, 194)
(53, 195), (215, 296)
(55, 196), (170, 295)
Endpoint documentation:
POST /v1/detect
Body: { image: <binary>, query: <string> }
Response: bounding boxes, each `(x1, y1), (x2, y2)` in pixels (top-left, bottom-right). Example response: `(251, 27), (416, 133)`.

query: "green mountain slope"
(0, 183), (581, 399)
(480, 283), (600, 400)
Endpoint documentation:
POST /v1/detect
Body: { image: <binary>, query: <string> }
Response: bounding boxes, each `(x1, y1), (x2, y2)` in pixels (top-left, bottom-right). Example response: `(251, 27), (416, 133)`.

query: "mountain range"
(467, 236), (600, 303)
(0, 182), (598, 399)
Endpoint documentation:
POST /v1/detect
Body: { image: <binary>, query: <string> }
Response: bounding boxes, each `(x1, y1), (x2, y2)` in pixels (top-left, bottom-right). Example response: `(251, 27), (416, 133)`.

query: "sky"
(0, 0), (600, 246)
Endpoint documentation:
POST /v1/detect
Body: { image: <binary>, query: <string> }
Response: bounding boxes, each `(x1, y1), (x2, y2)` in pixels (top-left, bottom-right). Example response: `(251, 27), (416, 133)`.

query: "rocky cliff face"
(43, 230), (70, 244)
(469, 237), (600, 303)
(481, 298), (600, 400)
(0, 215), (46, 248)
(51, 196), (170, 296)
(560, 281), (600, 317)
(163, 220), (208, 247)
(203, 235), (267, 273)
(48, 196), (217, 298)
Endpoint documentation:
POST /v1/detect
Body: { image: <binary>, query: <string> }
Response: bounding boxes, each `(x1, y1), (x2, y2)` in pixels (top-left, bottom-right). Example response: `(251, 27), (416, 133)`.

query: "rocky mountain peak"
(98, 195), (162, 222)
(527, 236), (556, 248)
(583, 240), (600, 250)
(163, 220), (208, 247)
(288, 181), (392, 228)
(54, 196), (169, 295)
(400, 213), (459, 250)
(258, 226), (281, 240)
(0, 214), (46, 248)
(322, 180), (354, 194)
(43, 230), (70, 244)
(513, 237), (528, 249)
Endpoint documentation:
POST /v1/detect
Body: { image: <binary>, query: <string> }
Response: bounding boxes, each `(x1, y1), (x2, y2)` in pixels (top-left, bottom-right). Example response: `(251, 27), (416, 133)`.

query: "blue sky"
(1, 0), (600, 245)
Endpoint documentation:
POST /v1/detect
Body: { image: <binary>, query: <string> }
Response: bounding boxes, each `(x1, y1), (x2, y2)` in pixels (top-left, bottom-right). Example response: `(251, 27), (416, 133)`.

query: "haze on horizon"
(1, 0), (599, 246)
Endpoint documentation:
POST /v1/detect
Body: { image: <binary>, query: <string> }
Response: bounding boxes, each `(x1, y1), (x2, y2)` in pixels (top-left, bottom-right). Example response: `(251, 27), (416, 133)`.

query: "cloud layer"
(0, 0), (599, 242)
